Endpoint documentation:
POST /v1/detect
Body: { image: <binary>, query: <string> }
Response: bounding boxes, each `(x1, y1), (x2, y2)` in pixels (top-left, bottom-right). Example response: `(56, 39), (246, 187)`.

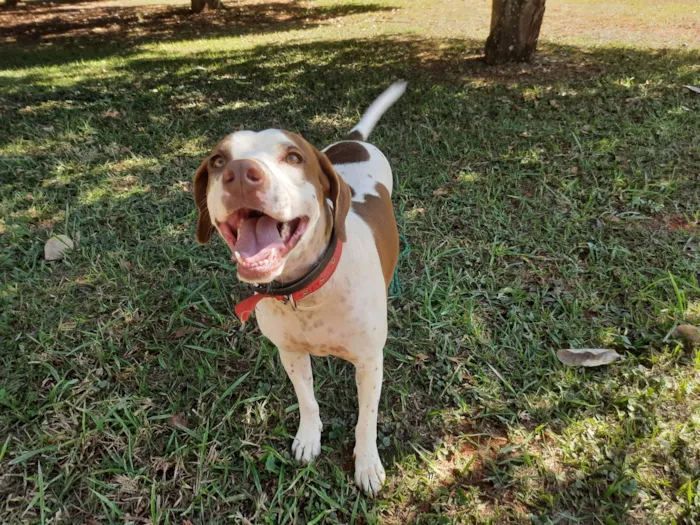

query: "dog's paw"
(354, 448), (386, 496)
(291, 420), (322, 463)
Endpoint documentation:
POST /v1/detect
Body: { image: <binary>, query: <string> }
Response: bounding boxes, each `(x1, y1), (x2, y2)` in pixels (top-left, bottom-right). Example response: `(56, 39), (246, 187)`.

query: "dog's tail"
(346, 81), (407, 141)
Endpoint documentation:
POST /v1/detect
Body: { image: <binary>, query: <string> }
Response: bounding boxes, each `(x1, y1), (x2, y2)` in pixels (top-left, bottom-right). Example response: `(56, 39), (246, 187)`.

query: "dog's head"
(193, 130), (351, 283)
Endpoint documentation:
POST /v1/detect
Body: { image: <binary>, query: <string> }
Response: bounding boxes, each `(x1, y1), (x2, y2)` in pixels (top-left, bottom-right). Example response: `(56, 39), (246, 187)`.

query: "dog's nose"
(222, 159), (266, 188)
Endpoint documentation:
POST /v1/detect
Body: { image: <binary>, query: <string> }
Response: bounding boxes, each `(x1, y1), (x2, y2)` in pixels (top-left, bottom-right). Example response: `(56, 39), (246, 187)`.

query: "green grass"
(1, 0), (700, 523)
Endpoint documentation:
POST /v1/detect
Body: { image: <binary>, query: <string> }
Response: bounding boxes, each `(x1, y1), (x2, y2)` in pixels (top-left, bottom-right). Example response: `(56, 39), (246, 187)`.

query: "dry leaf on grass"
(674, 324), (700, 344)
(556, 348), (623, 367)
(168, 414), (190, 429)
(433, 187), (449, 196)
(44, 234), (74, 261)
(173, 327), (196, 339)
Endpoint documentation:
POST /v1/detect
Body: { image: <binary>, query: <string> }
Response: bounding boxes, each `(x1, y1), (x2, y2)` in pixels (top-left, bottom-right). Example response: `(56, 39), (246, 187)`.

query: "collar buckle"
(282, 294), (297, 311)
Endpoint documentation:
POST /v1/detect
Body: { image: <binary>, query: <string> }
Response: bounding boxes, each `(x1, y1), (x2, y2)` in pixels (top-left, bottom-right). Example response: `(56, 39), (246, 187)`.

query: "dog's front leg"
(353, 355), (386, 495)
(278, 348), (322, 463)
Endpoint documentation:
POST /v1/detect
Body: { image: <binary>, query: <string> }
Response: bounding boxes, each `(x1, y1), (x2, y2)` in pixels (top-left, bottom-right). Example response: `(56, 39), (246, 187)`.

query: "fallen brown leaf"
(675, 325), (700, 344)
(174, 327), (196, 339)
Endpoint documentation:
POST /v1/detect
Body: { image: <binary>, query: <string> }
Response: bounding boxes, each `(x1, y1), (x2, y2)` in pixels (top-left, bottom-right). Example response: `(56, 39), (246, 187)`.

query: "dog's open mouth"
(217, 208), (308, 279)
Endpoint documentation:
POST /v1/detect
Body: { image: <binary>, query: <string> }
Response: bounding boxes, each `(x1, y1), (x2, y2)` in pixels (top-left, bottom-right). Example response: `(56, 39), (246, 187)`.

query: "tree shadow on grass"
(0, 0), (393, 67)
(392, 442), (649, 522)
(1, 32), (699, 523)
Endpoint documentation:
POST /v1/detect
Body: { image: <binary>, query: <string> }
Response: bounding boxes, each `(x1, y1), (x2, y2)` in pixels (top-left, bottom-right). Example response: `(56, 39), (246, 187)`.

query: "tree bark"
(191, 0), (222, 14)
(485, 0), (546, 64)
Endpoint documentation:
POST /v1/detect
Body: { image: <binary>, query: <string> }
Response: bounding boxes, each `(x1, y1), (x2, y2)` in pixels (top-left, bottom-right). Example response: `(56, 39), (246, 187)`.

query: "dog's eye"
(211, 156), (225, 168)
(284, 152), (303, 165)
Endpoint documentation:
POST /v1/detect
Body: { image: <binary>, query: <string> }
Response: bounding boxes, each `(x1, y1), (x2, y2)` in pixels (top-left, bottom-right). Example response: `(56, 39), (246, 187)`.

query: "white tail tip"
(349, 81), (407, 141)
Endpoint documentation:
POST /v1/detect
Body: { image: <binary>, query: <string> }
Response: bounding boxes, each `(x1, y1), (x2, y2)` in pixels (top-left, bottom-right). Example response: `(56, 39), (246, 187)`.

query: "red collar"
(234, 238), (343, 323)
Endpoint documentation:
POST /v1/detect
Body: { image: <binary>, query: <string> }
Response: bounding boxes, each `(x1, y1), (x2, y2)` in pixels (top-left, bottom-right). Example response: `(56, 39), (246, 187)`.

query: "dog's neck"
(277, 202), (333, 284)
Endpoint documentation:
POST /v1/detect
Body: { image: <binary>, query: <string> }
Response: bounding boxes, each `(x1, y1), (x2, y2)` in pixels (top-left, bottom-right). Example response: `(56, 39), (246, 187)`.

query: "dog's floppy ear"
(193, 159), (214, 244)
(314, 147), (351, 242)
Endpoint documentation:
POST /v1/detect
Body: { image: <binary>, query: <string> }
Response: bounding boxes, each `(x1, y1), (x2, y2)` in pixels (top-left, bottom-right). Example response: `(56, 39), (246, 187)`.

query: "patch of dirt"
(635, 214), (700, 234)
(662, 214), (698, 232)
(0, 0), (390, 45)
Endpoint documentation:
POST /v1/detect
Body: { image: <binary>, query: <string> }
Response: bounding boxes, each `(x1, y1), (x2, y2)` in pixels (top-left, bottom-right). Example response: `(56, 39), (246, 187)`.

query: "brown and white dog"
(193, 82), (406, 495)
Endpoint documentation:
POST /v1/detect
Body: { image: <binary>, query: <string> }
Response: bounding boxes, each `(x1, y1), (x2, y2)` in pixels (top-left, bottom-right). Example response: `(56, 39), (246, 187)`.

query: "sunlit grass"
(1, 0), (699, 523)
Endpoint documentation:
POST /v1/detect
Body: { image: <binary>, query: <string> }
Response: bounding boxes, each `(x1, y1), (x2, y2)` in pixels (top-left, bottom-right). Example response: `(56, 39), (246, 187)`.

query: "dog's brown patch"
(345, 130), (364, 141)
(286, 335), (313, 354)
(325, 141), (370, 165)
(323, 345), (353, 361)
(353, 183), (399, 291)
(193, 134), (238, 244)
(285, 335), (353, 361)
(282, 130), (351, 243)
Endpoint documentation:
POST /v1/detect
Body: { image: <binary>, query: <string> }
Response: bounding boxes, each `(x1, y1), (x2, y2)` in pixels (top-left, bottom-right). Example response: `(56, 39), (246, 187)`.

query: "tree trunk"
(485, 0), (546, 64)
(191, 0), (222, 14)
(5, 0), (19, 7)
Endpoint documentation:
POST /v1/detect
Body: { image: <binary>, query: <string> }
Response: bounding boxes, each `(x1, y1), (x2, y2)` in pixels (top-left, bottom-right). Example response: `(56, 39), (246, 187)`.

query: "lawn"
(1, 0), (699, 523)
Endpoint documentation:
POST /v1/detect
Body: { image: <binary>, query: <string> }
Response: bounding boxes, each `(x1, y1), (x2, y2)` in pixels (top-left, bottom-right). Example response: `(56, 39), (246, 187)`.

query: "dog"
(193, 81), (406, 495)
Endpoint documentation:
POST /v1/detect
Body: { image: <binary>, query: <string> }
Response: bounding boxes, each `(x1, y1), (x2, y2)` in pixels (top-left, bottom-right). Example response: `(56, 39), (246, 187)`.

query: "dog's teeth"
(280, 222), (291, 240)
(234, 251), (243, 263)
(269, 248), (276, 258)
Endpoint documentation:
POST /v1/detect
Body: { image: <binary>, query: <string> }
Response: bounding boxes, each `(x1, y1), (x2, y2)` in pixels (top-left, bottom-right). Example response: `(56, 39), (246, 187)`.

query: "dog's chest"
(254, 229), (389, 363)
(255, 287), (374, 362)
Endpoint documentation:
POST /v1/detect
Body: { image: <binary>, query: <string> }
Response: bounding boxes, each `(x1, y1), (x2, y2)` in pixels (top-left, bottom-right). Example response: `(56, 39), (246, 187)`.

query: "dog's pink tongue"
(236, 216), (284, 261)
